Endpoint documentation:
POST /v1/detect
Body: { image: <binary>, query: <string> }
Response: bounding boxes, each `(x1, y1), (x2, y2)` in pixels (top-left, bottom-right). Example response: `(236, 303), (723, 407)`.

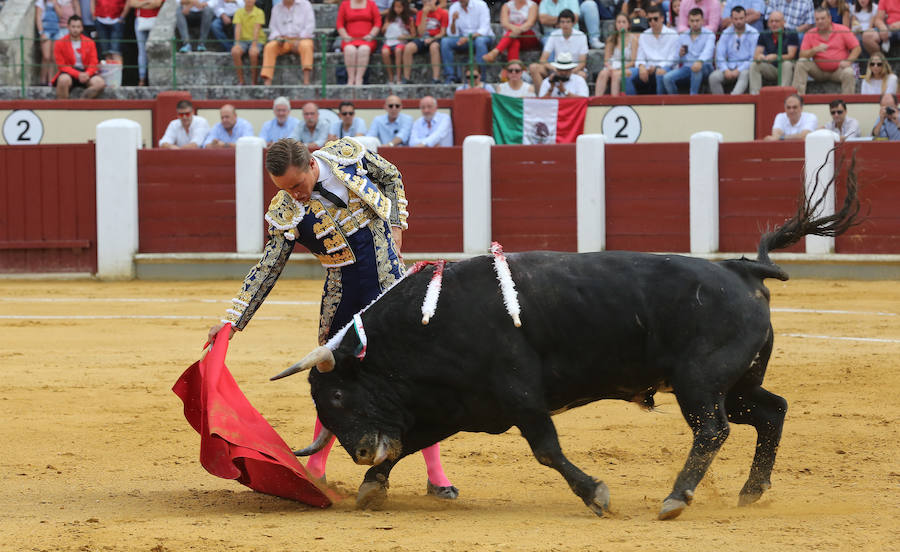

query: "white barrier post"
(463, 135), (494, 254)
(689, 131), (723, 254)
(576, 134), (606, 252)
(235, 136), (266, 254)
(96, 119), (140, 279)
(355, 135), (380, 153)
(805, 129), (838, 254)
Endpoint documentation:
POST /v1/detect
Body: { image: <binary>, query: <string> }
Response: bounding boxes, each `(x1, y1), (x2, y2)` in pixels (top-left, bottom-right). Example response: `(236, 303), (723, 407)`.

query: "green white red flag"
(492, 95), (588, 145)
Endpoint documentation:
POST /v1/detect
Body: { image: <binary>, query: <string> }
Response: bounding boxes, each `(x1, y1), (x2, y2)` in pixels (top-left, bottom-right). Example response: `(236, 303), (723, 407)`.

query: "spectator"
(58, 0), (82, 28)
(175, 0), (214, 52)
(793, 7), (860, 95)
(160, 99), (210, 148)
(676, 0), (719, 32)
(440, 0), (493, 83)
(721, 0), (765, 32)
(130, 0), (163, 86)
(210, 0), (239, 50)
(52, 15), (105, 98)
(36, 0), (61, 86)
(823, 98), (860, 139)
(261, 0), (314, 85)
(410, 96), (453, 146)
(402, 0), (447, 84)
(668, 0), (681, 27)
(622, 0), (653, 31)
(381, 0), (416, 84)
(79, 0), (95, 36)
(482, 0), (540, 65)
(203, 104), (254, 148)
(766, 0), (815, 33)
(92, 0), (127, 61)
(662, 7), (714, 95)
(367, 94), (413, 146)
(823, 0), (851, 26)
(230, 0), (265, 85)
(539, 51), (590, 96)
(337, 0), (382, 86)
(872, 92), (900, 139)
(328, 102), (366, 141)
(457, 66), (496, 91)
(259, 97), (300, 145)
(861, 52), (898, 93)
(538, 0), (606, 49)
(626, 5), (679, 95)
(851, 0), (877, 35)
(748, 10), (798, 94)
(496, 58), (536, 96)
(293, 102), (330, 149)
(528, 9), (588, 92)
(764, 93), (817, 140)
(709, 6), (758, 94)
(595, 12), (639, 96)
(863, 0), (899, 55)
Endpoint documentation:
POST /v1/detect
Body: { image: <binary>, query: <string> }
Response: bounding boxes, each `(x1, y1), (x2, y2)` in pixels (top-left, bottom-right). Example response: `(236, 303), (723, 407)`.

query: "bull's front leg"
(356, 459), (397, 509)
(517, 414), (610, 517)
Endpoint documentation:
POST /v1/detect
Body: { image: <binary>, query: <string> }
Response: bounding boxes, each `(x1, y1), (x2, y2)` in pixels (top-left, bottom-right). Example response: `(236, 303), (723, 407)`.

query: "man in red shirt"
(52, 15), (106, 99)
(792, 7), (860, 94)
(401, 0), (448, 84)
(863, 0), (900, 55)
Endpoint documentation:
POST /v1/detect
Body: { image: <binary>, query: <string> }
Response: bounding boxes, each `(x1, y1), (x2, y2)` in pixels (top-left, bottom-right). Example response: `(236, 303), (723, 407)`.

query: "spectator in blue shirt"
(662, 8), (715, 94)
(720, 0), (765, 32)
(366, 94), (413, 146)
(203, 104), (255, 148)
(327, 101), (367, 141)
(709, 6), (758, 94)
(292, 102), (330, 149)
(873, 92), (900, 140)
(259, 96), (300, 146)
(410, 95), (453, 146)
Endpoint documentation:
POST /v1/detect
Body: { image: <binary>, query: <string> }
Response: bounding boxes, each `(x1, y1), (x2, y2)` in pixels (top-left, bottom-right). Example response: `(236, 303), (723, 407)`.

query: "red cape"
(173, 326), (341, 507)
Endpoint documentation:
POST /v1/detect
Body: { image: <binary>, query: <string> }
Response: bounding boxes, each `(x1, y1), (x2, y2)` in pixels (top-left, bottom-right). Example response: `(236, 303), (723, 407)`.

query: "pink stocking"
(421, 442), (452, 487)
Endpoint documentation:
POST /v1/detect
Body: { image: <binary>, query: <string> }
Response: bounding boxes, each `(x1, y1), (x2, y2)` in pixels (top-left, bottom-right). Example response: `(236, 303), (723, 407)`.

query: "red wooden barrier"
(491, 144), (577, 252)
(605, 142), (690, 252)
(0, 144), (97, 273)
(834, 142), (900, 253)
(138, 149), (236, 253)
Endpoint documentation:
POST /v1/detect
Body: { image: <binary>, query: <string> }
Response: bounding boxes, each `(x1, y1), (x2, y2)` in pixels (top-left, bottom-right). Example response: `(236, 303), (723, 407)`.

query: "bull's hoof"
(738, 480), (771, 507)
(356, 479), (388, 510)
(585, 481), (611, 517)
(426, 481), (459, 499)
(658, 489), (694, 521)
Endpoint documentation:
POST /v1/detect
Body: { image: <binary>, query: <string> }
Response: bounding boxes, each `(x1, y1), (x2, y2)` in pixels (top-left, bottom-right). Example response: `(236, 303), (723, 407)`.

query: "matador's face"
(270, 158), (319, 203)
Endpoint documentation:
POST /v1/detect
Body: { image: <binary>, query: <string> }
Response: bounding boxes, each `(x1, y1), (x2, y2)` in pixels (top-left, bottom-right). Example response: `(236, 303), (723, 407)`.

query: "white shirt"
(447, 0), (494, 37)
(410, 112), (453, 146)
(159, 116), (210, 147)
(542, 28), (588, 61)
(538, 73), (589, 97)
(824, 116), (860, 139)
(772, 112), (818, 137)
(312, 157), (350, 206)
(496, 81), (536, 97)
(861, 74), (898, 95)
(635, 26), (680, 71)
(211, 0), (240, 17)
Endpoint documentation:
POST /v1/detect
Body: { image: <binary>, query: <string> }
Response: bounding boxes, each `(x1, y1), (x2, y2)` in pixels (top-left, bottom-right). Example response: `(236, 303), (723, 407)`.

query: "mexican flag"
(492, 95), (589, 145)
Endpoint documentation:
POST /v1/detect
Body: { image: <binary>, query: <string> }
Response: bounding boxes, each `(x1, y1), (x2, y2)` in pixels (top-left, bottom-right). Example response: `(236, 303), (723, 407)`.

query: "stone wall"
(0, 0), (37, 90)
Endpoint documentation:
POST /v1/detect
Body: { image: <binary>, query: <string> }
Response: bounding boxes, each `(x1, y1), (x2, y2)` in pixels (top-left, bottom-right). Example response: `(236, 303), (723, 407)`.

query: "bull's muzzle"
(353, 433), (398, 466)
(270, 346), (335, 380)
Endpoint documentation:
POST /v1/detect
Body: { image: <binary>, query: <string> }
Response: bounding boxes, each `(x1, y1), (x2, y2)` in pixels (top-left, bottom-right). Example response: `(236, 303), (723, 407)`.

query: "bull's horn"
(270, 346), (335, 380)
(293, 427), (334, 457)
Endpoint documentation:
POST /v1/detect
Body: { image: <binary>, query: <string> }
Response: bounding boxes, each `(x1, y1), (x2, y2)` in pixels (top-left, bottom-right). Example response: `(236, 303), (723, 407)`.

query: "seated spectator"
(160, 99), (210, 148)
(823, 0), (851, 26)
(626, 5), (679, 95)
(367, 94), (413, 146)
(482, 0), (540, 65)
(259, 96), (300, 145)
(229, 0), (265, 85)
(338, 0), (382, 86)
(764, 93), (818, 140)
(130, 0), (163, 86)
(661, 8), (714, 95)
(261, 0), (314, 85)
(36, 0), (62, 86)
(328, 102), (367, 141)
(78, 0), (95, 36)
(210, 0), (239, 50)
(381, 0), (416, 84)
(58, 0), (81, 30)
(851, 0), (877, 35)
(539, 51), (590, 96)
(709, 6), (758, 94)
(441, 0), (493, 83)
(94, 0), (127, 62)
(872, 92), (900, 139)
(622, 0), (652, 31)
(793, 7), (861, 95)
(176, 0), (214, 52)
(292, 102), (330, 149)
(863, 0), (900, 55)
(496, 58), (536, 96)
(203, 104), (254, 148)
(402, 0), (447, 84)
(52, 15), (105, 99)
(595, 12), (639, 96)
(668, 0), (681, 27)
(528, 9), (588, 92)
(766, 0), (815, 33)
(676, 0), (719, 32)
(538, 0), (607, 49)
(861, 52), (898, 94)
(457, 66), (496, 91)
(748, 10), (798, 94)
(720, 0), (764, 32)
(822, 98), (860, 139)
(410, 96), (453, 146)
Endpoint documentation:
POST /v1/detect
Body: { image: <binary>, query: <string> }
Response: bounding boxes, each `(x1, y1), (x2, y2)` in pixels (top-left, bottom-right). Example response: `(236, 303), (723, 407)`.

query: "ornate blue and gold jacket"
(223, 138), (409, 331)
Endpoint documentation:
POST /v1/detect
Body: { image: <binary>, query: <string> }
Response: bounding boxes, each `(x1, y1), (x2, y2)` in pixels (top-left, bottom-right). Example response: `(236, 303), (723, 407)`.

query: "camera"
(550, 74), (570, 83)
(886, 107), (896, 116)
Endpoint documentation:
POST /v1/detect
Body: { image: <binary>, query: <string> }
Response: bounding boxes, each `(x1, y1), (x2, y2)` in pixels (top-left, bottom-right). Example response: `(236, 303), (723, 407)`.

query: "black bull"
(273, 166), (861, 520)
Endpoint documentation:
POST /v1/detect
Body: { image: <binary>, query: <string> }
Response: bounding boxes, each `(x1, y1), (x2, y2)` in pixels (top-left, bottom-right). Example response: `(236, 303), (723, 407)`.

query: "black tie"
(314, 182), (347, 208)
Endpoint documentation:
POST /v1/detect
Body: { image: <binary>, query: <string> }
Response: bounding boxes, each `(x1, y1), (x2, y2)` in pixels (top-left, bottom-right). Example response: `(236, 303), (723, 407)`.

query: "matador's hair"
(266, 138), (311, 177)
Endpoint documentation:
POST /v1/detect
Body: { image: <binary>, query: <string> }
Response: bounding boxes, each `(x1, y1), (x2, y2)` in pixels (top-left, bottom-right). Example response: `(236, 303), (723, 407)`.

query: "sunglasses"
(340, 111), (355, 116)
(387, 103), (401, 108)
(507, 68), (523, 73)
(870, 62), (883, 66)
(830, 110), (845, 115)
(648, 16), (660, 21)
(177, 112), (192, 118)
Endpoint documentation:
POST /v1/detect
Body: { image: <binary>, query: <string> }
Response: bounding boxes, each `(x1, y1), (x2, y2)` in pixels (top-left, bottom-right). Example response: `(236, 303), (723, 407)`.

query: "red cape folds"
(172, 326), (341, 507)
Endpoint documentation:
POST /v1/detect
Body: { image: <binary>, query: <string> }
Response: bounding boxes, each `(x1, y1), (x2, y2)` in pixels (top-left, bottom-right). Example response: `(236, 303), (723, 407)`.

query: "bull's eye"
(331, 390), (343, 406)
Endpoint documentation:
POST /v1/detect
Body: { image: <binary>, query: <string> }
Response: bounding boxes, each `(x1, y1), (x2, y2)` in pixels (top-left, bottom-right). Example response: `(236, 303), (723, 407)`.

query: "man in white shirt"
(210, 0), (240, 50)
(763, 93), (818, 140)
(528, 9), (588, 93)
(822, 99), (860, 140)
(175, 0), (215, 53)
(538, 52), (589, 97)
(410, 96), (453, 147)
(627, 5), (679, 95)
(440, 0), (494, 83)
(159, 99), (210, 149)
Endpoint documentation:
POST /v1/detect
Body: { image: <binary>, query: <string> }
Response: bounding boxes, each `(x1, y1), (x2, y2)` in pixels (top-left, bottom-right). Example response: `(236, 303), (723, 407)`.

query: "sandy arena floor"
(1, 277), (898, 551)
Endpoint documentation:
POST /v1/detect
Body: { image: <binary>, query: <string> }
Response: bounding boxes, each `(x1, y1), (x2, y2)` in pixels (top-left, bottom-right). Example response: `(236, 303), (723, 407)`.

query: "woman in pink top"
(482, 0), (539, 64)
(337, 0), (382, 85)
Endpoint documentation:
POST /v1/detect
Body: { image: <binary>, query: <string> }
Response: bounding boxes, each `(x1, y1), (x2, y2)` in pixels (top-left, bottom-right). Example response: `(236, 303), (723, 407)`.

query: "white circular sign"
(3, 110), (44, 145)
(601, 105), (641, 144)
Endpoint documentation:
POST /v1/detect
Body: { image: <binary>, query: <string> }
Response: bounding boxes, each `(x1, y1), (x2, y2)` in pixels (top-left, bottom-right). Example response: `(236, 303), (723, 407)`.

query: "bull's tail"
(756, 152), (862, 270)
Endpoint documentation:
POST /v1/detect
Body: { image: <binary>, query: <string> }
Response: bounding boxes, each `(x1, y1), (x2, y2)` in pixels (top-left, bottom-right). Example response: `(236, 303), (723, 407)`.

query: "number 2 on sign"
(601, 106), (641, 144)
(3, 110), (44, 145)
